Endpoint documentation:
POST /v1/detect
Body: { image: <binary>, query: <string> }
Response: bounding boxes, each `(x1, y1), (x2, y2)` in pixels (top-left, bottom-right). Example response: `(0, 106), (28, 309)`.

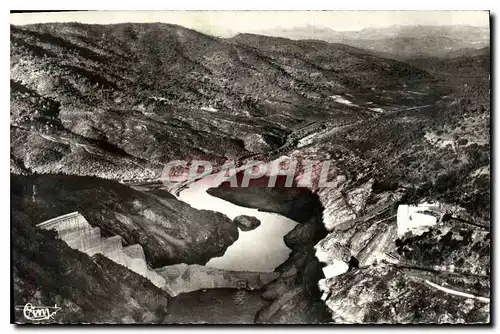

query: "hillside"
(10, 22), (438, 181)
(409, 47), (490, 78)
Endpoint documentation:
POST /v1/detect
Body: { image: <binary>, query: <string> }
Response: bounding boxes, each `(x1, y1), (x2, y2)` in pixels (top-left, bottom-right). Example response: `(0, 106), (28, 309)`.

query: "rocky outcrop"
(316, 178), (375, 231)
(321, 261), (489, 324)
(313, 183), (490, 323)
(233, 215), (261, 231)
(156, 263), (279, 296)
(256, 250), (331, 324)
(312, 185), (401, 272)
(207, 183), (330, 324)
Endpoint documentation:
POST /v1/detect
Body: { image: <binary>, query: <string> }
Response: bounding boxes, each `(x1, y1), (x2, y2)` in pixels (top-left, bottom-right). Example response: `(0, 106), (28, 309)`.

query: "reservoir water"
(177, 173), (298, 272)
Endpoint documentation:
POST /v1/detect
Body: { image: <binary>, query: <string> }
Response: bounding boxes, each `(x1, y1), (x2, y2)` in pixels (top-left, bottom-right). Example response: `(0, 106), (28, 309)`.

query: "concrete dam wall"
(37, 212), (168, 290)
(157, 263), (279, 296)
(37, 212), (281, 297)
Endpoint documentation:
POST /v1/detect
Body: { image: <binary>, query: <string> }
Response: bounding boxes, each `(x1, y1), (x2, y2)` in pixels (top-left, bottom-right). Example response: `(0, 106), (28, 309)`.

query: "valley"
(10, 18), (490, 324)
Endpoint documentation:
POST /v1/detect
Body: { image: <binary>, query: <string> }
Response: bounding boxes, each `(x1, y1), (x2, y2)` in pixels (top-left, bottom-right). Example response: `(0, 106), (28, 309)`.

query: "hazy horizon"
(10, 11), (489, 37)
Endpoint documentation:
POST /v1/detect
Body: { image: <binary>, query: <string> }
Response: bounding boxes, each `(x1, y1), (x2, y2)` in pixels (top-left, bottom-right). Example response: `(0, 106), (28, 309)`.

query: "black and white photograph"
(9, 10), (491, 324)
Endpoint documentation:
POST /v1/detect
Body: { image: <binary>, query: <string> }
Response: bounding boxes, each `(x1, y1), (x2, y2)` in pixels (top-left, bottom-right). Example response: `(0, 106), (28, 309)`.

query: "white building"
(397, 202), (440, 237)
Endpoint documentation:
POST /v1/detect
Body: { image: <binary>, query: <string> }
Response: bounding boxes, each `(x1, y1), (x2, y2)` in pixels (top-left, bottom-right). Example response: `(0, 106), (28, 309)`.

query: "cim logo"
(16, 303), (61, 322)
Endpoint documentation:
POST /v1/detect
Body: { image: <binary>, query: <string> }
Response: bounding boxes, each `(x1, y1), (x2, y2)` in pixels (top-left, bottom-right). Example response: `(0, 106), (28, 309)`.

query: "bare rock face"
(284, 219), (326, 250)
(308, 166), (490, 324)
(256, 283), (330, 324)
(233, 215), (261, 231)
(322, 262), (489, 324)
(312, 182), (402, 271)
(316, 197), (490, 323)
(316, 178), (375, 231)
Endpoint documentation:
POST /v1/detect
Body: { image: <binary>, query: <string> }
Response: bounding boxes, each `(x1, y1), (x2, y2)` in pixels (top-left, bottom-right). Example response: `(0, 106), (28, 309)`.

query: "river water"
(177, 173), (298, 272)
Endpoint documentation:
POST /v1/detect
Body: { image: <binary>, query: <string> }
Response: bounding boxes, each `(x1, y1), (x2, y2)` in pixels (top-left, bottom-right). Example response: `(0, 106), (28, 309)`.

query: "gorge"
(10, 19), (490, 324)
(31, 167), (333, 323)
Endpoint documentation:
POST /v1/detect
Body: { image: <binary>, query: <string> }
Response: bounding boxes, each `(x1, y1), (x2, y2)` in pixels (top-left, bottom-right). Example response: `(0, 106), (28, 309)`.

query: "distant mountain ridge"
(249, 24), (490, 60)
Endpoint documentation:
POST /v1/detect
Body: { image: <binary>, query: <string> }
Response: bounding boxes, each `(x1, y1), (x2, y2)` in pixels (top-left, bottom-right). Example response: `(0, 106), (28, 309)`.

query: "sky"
(10, 11), (490, 37)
